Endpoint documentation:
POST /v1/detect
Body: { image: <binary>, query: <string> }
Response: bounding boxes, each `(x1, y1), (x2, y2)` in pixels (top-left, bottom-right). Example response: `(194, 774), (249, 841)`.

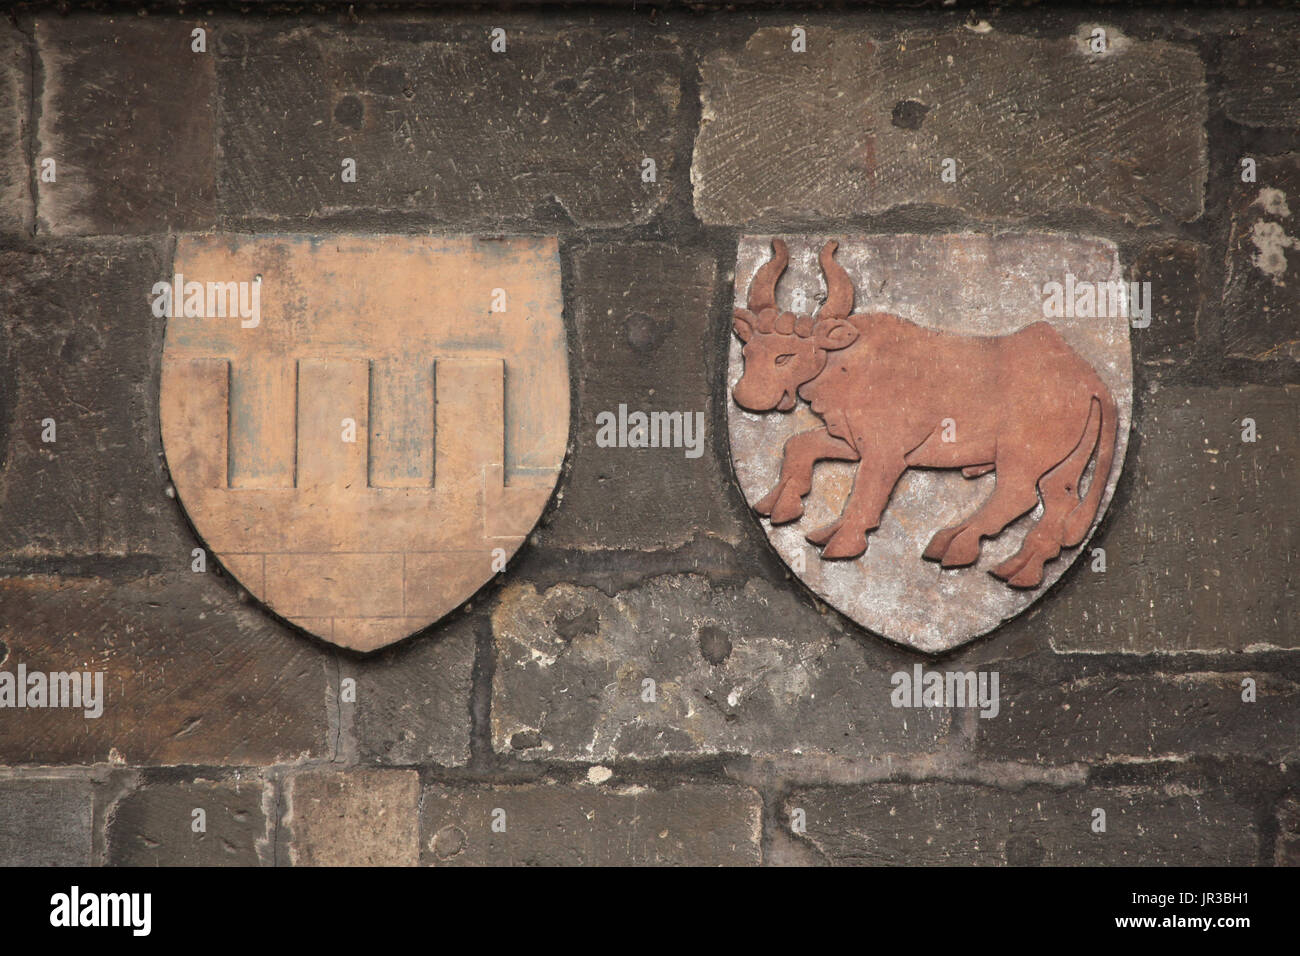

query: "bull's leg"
(923, 466), (1040, 568)
(992, 458), (1081, 588)
(754, 428), (858, 524)
(808, 452), (908, 560)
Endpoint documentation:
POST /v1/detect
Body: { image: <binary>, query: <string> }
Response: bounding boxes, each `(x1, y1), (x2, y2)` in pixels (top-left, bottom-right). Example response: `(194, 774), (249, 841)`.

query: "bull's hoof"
(804, 519), (843, 547)
(987, 556), (1019, 580)
(939, 529), (982, 568)
(753, 487), (782, 516)
(990, 552), (1031, 582)
(1006, 563), (1045, 589)
(767, 493), (804, 525)
(923, 526), (961, 562)
(820, 528), (868, 560)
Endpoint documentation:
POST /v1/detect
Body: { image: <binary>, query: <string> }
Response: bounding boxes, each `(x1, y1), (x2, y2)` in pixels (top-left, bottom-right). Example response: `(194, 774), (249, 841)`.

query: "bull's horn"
(815, 240), (854, 322)
(746, 239), (789, 314)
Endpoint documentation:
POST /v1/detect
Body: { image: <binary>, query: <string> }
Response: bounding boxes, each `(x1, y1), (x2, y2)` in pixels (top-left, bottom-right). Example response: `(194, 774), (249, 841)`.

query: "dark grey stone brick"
(1220, 30), (1300, 129)
(977, 672), (1299, 764)
(216, 24), (682, 227)
(786, 781), (1257, 865)
(422, 782), (762, 865)
(1223, 154), (1300, 362)
(35, 18), (217, 234)
(0, 23), (31, 235)
(108, 778), (268, 866)
(0, 239), (192, 561)
(348, 616), (475, 767)
(694, 27), (1206, 226)
(1050, 386), (1297, 654)
(1130, 240), (1203, 366)
(1277, 795), (1300, 867)
(541, 243), (746, 550)
(491, 574), (951, 762)
(0, 777), (93, 866)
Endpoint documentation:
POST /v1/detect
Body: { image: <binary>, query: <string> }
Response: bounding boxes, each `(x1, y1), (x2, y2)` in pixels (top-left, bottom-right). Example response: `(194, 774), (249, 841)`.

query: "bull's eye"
(775, 353), (796, 366)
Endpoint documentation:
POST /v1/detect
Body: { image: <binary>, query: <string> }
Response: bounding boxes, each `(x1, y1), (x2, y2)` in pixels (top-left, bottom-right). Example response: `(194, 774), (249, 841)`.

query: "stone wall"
(0, 5), (1295, 866)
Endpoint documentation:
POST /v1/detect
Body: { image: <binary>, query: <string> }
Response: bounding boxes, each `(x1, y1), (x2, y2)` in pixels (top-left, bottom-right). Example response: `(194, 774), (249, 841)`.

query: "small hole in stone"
(891, 100), (930, 130)
(697, 625), (732, 666)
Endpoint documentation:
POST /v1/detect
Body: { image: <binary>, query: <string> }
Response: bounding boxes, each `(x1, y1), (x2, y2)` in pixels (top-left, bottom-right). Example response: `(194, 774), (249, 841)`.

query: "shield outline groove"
(726, 233), (1132, 654)
(159, 234), (569, 652)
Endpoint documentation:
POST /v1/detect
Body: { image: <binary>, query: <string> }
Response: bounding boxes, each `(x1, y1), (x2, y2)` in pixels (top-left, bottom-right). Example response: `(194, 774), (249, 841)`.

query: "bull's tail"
(1062, 386), (1119, 548)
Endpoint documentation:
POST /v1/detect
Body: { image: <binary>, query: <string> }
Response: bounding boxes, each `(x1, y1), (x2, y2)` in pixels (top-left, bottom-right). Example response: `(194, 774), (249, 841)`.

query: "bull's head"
(732, 239), (860, 413)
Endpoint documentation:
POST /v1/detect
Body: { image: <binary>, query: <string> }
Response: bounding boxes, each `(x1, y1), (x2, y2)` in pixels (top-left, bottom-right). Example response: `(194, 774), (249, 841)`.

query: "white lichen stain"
(526, 645), (558, 668)
(1254, 187), (1292, 218)
(1249, 218), (1300, 284)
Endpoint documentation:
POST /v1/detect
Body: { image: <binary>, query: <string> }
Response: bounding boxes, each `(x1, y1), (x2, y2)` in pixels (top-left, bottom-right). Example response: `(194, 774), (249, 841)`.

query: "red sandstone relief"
(732, 239), (1119, 589)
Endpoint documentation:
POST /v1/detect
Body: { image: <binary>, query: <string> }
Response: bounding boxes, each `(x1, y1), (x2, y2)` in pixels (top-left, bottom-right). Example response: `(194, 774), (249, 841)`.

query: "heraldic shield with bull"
(159, 235), (568, 652)
(727, 235), (1132, 654)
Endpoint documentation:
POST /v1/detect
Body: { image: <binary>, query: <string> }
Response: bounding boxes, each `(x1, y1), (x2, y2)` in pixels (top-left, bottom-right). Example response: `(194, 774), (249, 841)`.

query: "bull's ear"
(733, 308), (756, 342)
(814, 318), (858, 351)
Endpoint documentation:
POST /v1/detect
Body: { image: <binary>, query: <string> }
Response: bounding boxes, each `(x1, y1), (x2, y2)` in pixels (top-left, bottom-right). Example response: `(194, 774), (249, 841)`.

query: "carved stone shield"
(160, 235), (568, 652)
(728, 234), (1131, 653)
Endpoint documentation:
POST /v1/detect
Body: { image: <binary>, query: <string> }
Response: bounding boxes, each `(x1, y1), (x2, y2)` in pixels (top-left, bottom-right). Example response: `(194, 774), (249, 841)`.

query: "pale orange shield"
(159, 235), (568, 652)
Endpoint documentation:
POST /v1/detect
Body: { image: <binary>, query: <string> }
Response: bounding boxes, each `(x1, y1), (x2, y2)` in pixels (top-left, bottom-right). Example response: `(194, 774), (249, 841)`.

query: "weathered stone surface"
(107, 778), (268, 866)
(0, 239), (190, 561)
(1277, 796), (1300, 867)
(977, 672), (1299, 763)
(0, 777), (94, 866)
(491, 574), (950, 762)
(0, 8), (1293, 871)
(786, 782), (1257, 865)
(286, 769), (420, 866)
(160, 235), (567, 652)
(350, 616), (475, 766)
(217, 25), (681, 226)
(422, 782), (762, 866)
(1223, 155), (1300, 361)
(1129, 240), (1203, 365)
(694, 27), (1206, 226)
(1051, 386), (1297, 654)
(35, 18), (216, 234)
(0, 573), (329, 765)
(0, 24), (31, 235)
(1221, 31), (1300, 128)
(541, 242), (746, 550)
(729, 234), (1131, 653)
